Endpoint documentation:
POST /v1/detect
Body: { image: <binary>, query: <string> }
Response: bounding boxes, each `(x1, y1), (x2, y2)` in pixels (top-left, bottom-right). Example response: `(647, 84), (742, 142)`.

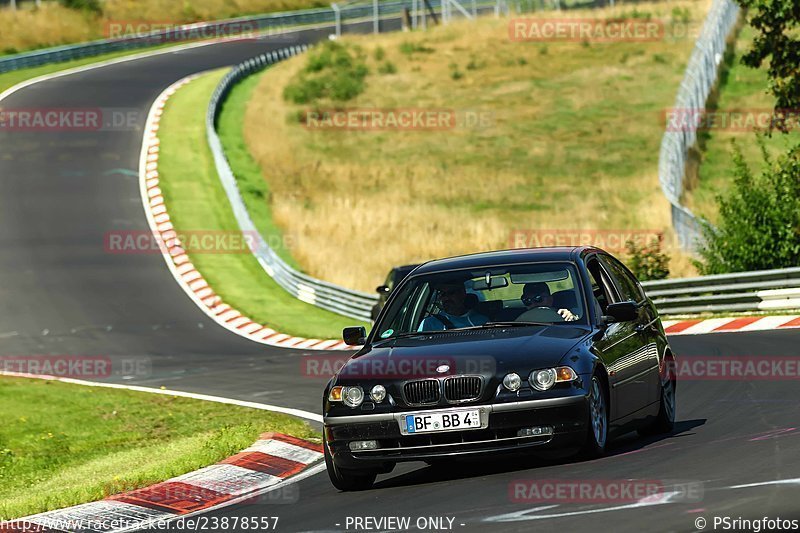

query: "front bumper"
(324, 395), (588, 470)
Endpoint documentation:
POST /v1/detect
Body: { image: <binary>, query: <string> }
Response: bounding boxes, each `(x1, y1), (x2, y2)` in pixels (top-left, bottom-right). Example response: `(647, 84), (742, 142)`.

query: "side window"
(586, 257), (618, 313)
(599, 255), (645, 303)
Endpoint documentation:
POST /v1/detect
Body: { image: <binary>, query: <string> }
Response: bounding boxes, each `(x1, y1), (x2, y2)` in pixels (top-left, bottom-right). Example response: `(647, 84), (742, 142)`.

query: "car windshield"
(374, 262), (587, 340)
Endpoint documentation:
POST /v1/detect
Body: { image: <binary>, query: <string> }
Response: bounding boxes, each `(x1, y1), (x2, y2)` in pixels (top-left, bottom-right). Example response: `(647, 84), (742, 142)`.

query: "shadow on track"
(373, 418), (707, 490)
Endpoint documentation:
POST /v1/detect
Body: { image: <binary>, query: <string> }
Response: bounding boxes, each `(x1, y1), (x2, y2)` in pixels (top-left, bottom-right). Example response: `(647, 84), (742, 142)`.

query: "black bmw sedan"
(323, 246), (677, 490)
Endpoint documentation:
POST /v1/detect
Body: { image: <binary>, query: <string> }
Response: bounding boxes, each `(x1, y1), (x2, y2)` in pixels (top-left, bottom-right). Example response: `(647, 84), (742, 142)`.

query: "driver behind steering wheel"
(418, 282), (488, 331)
(518, 282), (578, 322)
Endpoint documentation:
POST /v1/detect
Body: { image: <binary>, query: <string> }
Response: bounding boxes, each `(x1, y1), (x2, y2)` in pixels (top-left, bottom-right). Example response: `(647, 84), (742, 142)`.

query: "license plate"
(404, 409), (481, 434)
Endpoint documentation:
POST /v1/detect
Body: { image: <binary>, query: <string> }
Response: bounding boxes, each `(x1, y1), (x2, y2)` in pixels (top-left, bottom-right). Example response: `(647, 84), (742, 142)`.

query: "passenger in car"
(418, 282), (489, 331)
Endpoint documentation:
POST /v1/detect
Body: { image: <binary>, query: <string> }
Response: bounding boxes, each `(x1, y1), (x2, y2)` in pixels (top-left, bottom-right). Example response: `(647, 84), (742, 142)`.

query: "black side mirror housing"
(376, 285), (390, 294)
(343, 326), (367, 346)
(603, 301), (638, 324)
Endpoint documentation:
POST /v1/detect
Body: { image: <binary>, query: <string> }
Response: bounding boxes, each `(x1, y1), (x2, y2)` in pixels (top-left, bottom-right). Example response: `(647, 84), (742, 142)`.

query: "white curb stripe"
(243, 439), (324, 464)
(172, 464), (281, 495)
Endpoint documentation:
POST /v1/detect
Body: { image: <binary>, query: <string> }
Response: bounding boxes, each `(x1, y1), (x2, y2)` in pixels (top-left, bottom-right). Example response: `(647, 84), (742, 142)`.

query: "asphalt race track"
(1, 20), (800, 533)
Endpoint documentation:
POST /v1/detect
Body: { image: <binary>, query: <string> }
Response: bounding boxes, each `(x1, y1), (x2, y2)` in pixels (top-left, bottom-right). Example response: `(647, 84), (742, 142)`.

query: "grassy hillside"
(238, 0), (710, 292)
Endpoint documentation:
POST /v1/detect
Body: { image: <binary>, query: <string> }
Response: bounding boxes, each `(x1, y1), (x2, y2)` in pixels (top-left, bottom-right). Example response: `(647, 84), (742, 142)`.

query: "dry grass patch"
(243, 1), (710, 291)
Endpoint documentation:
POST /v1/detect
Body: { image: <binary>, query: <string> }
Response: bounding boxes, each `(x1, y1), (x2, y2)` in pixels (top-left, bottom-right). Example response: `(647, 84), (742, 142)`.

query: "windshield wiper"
(472, 321), (552, 328)
(375, 330), (453, 342)
(375, 322), (550, 342)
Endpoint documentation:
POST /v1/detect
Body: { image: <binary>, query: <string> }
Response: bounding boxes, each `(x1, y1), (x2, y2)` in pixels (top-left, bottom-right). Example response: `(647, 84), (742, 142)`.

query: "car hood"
(337, 325), (592, 384)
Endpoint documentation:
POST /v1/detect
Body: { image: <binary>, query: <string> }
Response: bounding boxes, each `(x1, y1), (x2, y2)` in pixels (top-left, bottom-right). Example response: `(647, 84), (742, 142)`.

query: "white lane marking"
(483, 492), (681, 522)
(0, 40), (239, 105)
(728, 478), (800, 489)
(0, 331), (18, 338)
(0, 370), (322, 423)
(0, 18), (347, 106)
(243, 439), (323, 464)
(251, 390), (286, 397)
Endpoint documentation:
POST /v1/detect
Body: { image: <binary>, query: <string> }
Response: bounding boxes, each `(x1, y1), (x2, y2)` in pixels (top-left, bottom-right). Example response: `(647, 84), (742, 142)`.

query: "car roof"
(410, 246), (600, 275)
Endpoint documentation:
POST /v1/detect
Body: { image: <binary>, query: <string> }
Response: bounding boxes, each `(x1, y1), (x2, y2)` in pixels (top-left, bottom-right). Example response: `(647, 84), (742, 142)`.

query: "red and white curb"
(138, 76), (357, 352)
(662, 315), (800, 335)
(0, 433), (322, 533)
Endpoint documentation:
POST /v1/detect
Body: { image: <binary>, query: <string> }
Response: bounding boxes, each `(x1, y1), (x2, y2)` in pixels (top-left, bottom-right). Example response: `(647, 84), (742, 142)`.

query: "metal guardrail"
(657, 0), (740, 252)
(642, 267), (800, 315)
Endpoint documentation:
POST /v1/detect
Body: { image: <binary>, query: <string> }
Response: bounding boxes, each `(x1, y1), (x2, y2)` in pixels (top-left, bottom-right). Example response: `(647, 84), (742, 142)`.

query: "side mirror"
(603, 301), (638, 324)
(376, 285), (390, 294)
(343, 326), (367, 346)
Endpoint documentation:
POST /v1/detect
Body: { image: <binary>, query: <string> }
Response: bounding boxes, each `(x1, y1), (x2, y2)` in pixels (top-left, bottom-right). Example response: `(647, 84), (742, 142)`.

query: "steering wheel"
(516, 307), (564, 323)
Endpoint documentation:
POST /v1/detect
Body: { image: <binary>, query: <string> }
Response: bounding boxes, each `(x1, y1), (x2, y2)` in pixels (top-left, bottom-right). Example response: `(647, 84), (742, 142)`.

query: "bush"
(283, 41), (368, 104)
(695, 140), (800, 274)
(625, 239), (670, 281)
(378, 61), (397, 75)
(59, 0), (101, 13)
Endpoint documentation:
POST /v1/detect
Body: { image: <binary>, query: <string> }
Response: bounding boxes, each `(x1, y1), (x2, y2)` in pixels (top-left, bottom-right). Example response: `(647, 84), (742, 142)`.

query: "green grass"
(0, 376), (317, 520)
(157, 69), (368, 339)
(685, 25), (800, 222)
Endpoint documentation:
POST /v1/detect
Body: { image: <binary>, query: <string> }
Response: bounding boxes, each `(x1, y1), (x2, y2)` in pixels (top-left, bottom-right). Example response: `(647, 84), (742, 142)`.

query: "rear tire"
(639, 358), (676, 436)
(324, 434), (377, 491)
(579, 375), (608, 458)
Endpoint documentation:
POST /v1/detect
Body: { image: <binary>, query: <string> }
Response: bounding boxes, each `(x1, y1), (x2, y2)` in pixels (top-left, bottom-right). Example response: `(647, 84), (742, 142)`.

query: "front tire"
(324, 434), (377, 491)
(579, 375), (608, 458)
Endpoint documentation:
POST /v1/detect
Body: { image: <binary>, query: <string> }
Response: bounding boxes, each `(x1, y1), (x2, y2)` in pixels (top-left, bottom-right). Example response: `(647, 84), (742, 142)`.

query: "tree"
(695, 139), (800, 274)
(624, 239), (670, 281)
(736, 0), (800, 133)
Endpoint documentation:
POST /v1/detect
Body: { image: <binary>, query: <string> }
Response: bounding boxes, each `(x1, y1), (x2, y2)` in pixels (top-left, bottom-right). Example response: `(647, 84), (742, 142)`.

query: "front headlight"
(529, 366), (578, 391)
(529, 369), (557, 391)
(370, 384), (386, 402)
(502, 373), (522, 391)
(342, 386), (365, 408)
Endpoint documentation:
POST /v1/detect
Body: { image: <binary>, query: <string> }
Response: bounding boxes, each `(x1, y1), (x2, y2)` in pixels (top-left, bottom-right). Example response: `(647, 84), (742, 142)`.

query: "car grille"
(444, 376), (482, 402)
(403, 379), (440, 405)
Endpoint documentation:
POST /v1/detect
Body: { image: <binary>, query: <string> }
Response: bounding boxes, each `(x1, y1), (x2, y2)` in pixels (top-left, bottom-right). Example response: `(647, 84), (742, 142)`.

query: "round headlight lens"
(529, 369), (557, 391)
(370, 384), (387, 402)
(503, 373), (522, 391)
(343, 386), (364, 408)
